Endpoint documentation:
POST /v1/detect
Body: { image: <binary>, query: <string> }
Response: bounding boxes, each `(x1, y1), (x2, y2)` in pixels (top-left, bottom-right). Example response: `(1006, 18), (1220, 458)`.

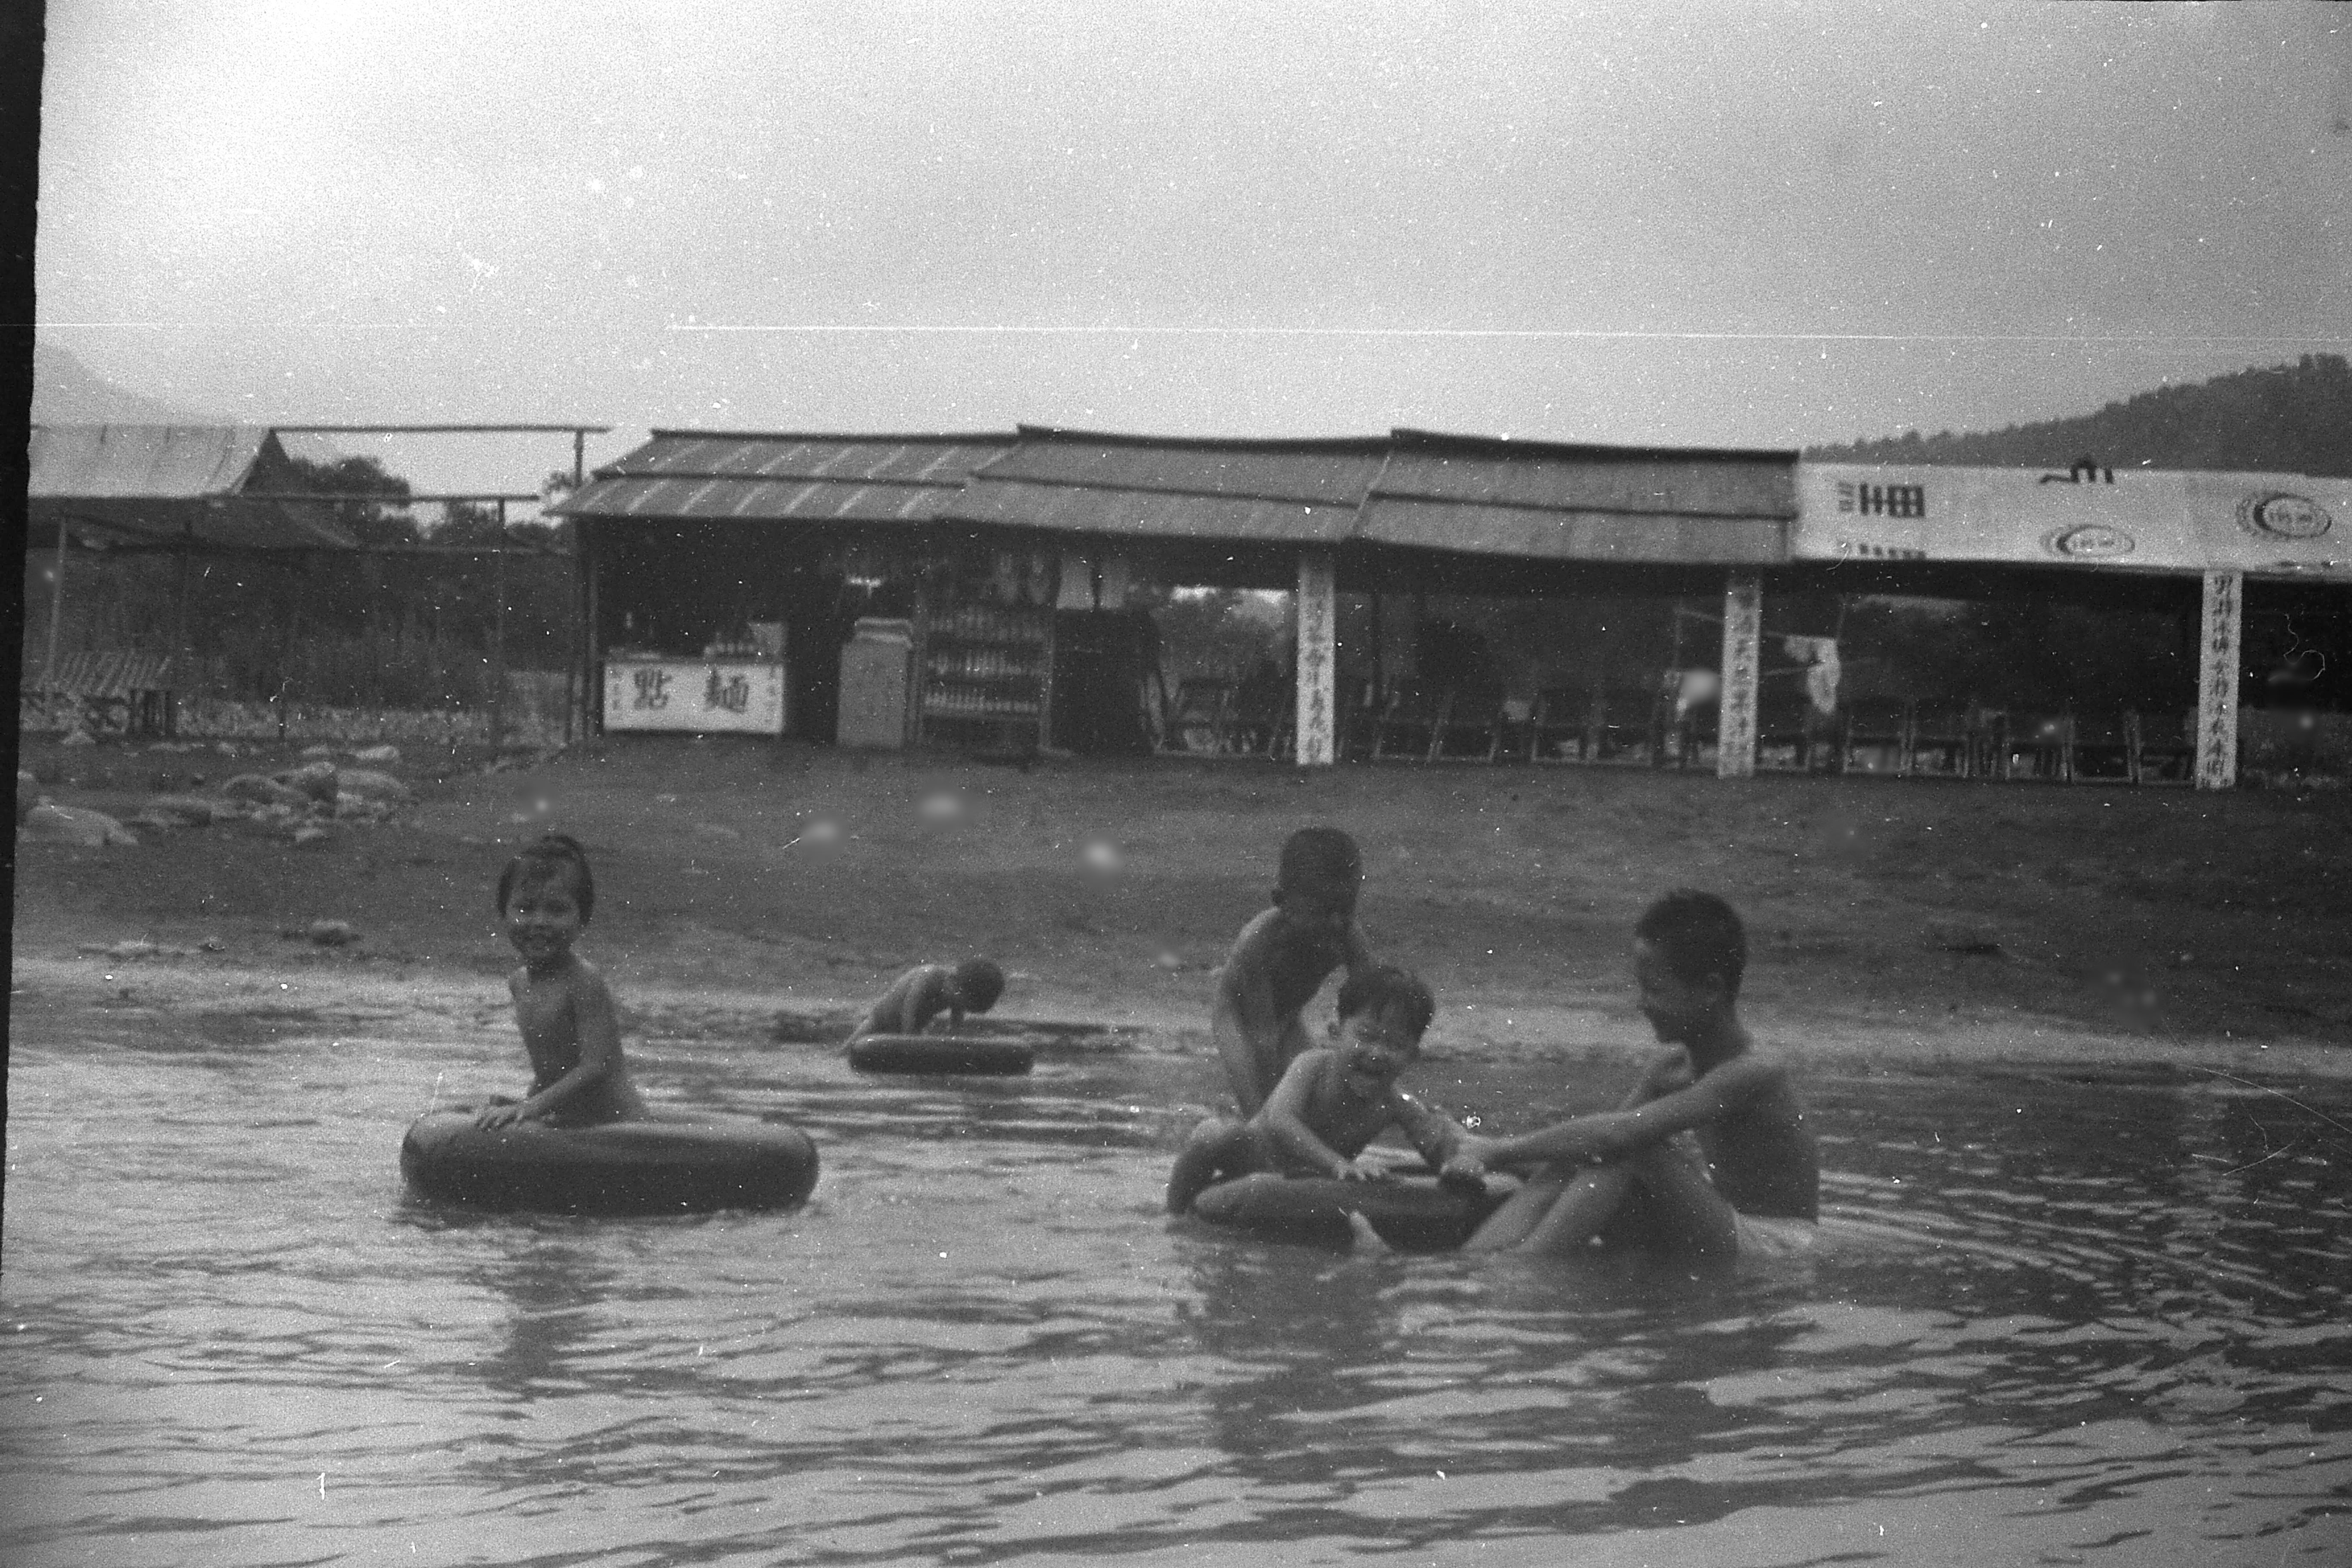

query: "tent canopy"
(28, 424), (361, 551)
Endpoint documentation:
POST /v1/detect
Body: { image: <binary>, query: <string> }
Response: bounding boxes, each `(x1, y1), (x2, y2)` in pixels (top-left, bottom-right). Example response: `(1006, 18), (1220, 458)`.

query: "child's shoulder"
(1224, 907), (1286, 958)
(514, 954), (611, 999)
(1274, 1044), (1340, 1084)
(1694, 1036), (1795, 1092)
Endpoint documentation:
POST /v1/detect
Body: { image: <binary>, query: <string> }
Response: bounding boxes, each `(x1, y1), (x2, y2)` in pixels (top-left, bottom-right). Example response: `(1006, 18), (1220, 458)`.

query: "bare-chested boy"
(476, 834), (649, 1130)
(1212, 826), (1377, 1115)
(847, 958), (1005, 1040)
(1461, 889), (1816, 1258)
(1169, 965), (1483, 1213)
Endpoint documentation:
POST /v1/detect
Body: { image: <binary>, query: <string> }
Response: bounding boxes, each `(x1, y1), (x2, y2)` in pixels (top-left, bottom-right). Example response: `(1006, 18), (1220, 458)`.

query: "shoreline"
(16, 947), (2348, 1087)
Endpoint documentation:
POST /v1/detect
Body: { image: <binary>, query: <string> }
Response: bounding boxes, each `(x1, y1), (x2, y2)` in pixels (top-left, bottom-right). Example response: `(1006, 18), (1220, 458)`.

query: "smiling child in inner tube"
(1167, 965), (1485, 1214)
(477, 833), (649, 1131)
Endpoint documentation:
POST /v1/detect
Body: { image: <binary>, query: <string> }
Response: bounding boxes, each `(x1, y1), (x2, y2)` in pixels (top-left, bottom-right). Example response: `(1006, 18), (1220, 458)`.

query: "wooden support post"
(43, 513), (67, 690)
(2195, 568), (2242, 791)
(1715, 570), (1762, 780)
(566, 432), (586, 744)
(490, 499), (509, 753)
(1295, 548), (1338, 766)
(580, 518), (600, 737)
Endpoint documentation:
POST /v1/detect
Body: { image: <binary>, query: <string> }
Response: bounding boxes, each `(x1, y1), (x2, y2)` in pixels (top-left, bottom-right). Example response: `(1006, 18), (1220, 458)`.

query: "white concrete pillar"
(1295, 549), (1338, 766)
(1715, 571), (1762, 779)
(2195, 569), (2242, 791)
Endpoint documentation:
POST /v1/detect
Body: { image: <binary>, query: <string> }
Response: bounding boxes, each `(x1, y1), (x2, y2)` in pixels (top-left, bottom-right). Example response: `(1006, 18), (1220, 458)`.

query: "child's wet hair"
(497, 833), (595, 922)
(953, 957), (1005, 1013)
(1335, 964), (1436, 1041)
(1635, 889), (1746, 994)
(1274, 826), (1362, 898)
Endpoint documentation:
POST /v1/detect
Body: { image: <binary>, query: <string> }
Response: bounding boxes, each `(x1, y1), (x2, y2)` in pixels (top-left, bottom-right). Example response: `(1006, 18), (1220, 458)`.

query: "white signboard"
(603, 660), (787, 735)
(1797, 463), (2351, 580)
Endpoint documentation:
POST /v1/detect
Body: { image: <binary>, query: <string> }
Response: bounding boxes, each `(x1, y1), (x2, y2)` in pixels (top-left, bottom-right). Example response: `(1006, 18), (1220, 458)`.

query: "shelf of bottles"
(918, 602), (1054, 746)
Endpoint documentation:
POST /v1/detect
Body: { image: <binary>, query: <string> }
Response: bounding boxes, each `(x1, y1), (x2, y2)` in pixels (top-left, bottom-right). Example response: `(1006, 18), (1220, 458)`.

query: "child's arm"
(1388, 1089), (1484, 1181)
(1259, 1053), (1381, 1180)
(1473, 1051), (1786, 1170)
(481, 970), (627, 1128)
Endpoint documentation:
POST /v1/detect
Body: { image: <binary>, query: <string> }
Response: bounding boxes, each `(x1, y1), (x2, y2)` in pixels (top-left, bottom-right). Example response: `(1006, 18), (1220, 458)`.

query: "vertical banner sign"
(1716, 571), (1763, 780)
(2195, 569), (2242, 791)
(1295, 549), (1338, 766)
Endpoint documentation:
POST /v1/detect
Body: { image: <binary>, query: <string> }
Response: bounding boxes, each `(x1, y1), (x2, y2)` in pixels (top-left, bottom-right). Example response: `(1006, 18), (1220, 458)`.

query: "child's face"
(1333, 1004), (1419, 1094)
(505, 871), (585, 966)
(1278, 871), (1359, 935)
(1632, 937), (1724, 1043)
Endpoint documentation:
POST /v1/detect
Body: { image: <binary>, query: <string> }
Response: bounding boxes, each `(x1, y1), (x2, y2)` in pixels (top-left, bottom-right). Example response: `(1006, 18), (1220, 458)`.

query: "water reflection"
(5, 1014), (2350, 1563)
(473, 1233), (621, 1403)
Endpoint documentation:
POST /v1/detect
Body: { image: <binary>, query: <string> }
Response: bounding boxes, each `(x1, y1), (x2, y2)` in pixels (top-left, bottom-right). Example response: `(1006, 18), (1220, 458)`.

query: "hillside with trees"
(1808, 354), (2352, 477)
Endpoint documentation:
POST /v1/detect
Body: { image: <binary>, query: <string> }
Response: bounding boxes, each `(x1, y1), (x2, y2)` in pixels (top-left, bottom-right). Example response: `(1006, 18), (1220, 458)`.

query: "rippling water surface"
(4, 992), (2349, 1565)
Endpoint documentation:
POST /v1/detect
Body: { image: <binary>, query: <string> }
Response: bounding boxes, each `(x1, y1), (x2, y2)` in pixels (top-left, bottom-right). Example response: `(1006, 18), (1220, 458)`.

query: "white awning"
(1796, 462), (2351, 581)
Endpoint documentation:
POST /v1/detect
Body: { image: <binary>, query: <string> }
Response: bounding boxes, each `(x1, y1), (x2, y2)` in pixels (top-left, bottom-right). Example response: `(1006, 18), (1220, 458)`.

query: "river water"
(4, 988), (2349, 1566)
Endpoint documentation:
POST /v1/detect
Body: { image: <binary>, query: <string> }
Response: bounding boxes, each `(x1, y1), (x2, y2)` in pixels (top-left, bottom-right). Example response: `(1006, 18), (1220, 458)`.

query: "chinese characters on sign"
(1715, 573), (1762, 779)
(705, 670), (751, 714)
(1835, 481), (1927, 519)
(2195, 570), (2241, 791)
(1295, 551), (1337, 766)
(604, 660), (787, 735)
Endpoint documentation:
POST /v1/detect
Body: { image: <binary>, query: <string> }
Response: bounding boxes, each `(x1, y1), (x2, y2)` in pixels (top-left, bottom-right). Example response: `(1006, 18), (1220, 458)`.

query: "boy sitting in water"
(848, 958), (1005, 1040)
(1461, 889), (1816, 1258)
(1168, 965), (1485, 1213)
(478, 834), (649, 1130)
(1213, 826), (1378, 1115)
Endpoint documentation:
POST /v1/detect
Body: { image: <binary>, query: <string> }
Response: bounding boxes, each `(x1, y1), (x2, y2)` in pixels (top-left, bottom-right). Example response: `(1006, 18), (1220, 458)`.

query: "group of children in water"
(483, 822), (1818, 1259)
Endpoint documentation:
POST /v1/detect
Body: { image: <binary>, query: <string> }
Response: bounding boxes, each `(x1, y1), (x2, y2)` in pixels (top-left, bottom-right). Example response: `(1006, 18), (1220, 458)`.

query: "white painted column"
(1715, 571), (1762, 779)
(1295, 548), (1338, 766)
(2195, 568), (2242, 791)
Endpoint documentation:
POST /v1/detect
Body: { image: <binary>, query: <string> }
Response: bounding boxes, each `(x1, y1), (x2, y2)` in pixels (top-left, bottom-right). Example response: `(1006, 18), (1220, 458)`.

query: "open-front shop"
(560, 426), (2351, 788)
(1790, 460), (2352, 788)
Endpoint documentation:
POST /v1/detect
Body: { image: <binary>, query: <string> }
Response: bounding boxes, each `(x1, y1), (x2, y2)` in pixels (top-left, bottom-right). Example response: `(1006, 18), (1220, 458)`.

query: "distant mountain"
(1807, 354), (2352, 478)
(31, 342), (211, 423)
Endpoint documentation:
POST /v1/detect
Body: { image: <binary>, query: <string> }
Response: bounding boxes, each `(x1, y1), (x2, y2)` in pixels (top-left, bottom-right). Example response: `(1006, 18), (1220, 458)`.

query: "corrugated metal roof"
(943, 479), (1361, 544)
(562, 424), (1803, 563)
(1355, 429), (1795, 563)
(559, 432), (1013, 523)
(27, 425), (360, 550)
(21, 651), (176, 697)
(938, 427), (1387, 542)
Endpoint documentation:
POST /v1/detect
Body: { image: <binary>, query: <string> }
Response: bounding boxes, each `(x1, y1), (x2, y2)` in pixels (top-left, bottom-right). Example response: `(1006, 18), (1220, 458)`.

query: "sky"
(32, 0), (2352, 492)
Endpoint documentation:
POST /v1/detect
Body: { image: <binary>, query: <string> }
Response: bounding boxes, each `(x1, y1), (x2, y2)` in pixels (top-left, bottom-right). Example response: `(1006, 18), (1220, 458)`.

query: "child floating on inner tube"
(1211, 826), (1379, 1116)
(1168, 965), (1485, 1214)
(1458, 889), (1819, 1259)
(476, 833), (649, 1131)
(849, 957), (1006, 1040)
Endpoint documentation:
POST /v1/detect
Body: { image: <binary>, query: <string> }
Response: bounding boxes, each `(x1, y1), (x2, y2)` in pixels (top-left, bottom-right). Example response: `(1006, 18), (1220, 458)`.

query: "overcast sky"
(34, 0), (2352, 487)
